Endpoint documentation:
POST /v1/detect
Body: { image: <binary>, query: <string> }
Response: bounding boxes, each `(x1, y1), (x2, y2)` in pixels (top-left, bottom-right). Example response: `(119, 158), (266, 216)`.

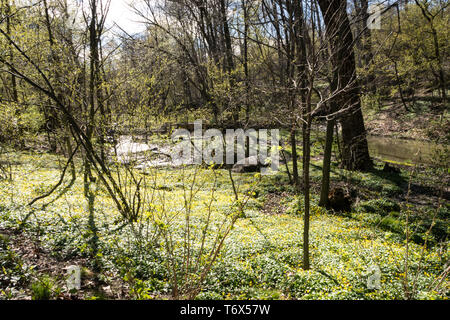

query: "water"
(367, 135), (447, 166)
(116, 134), (447, 168)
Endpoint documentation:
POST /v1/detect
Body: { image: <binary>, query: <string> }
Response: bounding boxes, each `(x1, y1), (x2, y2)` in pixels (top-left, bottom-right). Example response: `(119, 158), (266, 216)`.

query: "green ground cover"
(0, 150), (448, 300)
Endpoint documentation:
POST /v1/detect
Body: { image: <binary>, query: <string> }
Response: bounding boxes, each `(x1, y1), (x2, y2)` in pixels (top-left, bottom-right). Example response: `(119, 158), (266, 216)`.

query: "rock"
(232, 156), (267, 173)
(328, 187), (352, 212)
(112, 136), (159, 165)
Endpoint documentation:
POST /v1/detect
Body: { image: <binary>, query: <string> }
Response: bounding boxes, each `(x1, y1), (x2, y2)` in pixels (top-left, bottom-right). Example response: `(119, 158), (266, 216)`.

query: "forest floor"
(0, 130), (448, 300)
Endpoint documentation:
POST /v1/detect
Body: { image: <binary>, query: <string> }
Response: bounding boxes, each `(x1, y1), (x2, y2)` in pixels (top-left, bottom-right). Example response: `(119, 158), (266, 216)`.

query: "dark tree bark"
(3, 0), (18, 102)
(353, 0), (375, 92)
(354, 0), (372, 67)
(219, 0), (238, 123)
(302, 96), (312, 270)
(242, 0), (250, 124)
(290, 128), (300, 188)
(319, 111), (335, 207)
(85, 0), (101, 272)
(317, 0), (372, 171)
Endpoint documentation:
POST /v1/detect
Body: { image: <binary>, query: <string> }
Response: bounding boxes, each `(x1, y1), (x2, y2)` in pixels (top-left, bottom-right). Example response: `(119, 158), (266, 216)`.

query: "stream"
(367, 135), (447, 166)
(113, 134), (448, 169)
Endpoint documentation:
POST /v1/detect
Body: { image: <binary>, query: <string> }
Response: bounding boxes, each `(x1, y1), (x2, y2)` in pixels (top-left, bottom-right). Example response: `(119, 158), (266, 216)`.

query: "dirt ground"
(364, 101), (449, 142)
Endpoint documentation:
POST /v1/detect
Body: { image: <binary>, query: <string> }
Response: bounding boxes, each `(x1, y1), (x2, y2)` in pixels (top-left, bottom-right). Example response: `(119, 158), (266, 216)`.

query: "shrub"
(31, 276), (59, 300)
(379, 216), (403, 233)
(416, 219), (449, 243)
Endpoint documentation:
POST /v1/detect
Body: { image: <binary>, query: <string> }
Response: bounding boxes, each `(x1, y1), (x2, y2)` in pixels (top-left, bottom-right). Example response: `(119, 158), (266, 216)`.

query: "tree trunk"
(319, 117), (335, 207)
(302, 88), (312, 271)
(317, 0), (372, 171)
(4, 0), (18, 102)
(354, 0), (374, 92)
(86, 0), (100, 272)
(219, 0), (238, 124)
(242, 0), (250, 124)
(290, 128), (300, 189)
